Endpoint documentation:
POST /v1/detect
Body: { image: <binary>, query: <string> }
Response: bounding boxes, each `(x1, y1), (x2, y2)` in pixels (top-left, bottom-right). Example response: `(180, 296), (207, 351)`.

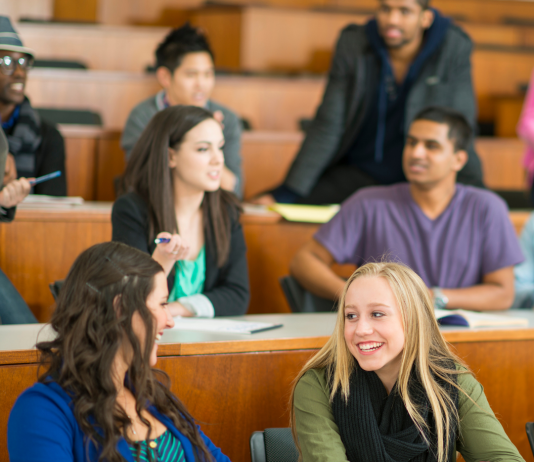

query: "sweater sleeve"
(283, 27), (355, 197)
(111, 194), (150, 254)
(456, 372), (525, 462)
(294, 369), (349, 462)
(203, 218), (250, 316)
(8, 387), (74, 462)
(220, 107), (243, 198)
(198, 427), (231, 462)
(121, 104), (154, 160)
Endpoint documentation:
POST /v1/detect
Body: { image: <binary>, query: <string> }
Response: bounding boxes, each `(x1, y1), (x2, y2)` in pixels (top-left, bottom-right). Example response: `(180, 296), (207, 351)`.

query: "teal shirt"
(168, 246), (206, 302)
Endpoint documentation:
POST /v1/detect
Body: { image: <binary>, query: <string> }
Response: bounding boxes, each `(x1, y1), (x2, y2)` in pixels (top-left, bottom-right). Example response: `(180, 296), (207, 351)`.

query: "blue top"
(8, 381), (230, 462)
(513, 212), (534, 308)
(168, 246), (206, 303)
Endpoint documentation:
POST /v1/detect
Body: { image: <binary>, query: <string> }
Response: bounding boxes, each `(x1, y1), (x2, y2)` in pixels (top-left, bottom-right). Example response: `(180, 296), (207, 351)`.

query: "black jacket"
(32, 121), (67, 196)
(283, 22), (483, 196)
(111, 192), (250, 316)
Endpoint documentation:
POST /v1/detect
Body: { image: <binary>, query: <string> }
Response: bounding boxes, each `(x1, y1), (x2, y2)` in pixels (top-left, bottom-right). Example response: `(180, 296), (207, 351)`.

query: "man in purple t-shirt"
(290, 106), (524, 311)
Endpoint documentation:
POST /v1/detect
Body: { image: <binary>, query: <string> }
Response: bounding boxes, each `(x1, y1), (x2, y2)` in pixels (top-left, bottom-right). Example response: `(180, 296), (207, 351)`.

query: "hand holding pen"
(153, 232), (190, 263)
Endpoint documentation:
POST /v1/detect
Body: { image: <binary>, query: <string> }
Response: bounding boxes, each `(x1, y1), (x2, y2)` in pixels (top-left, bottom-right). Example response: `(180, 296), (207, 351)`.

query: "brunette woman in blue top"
(112, 105), (249, 318)
(8, 241), (230, 462)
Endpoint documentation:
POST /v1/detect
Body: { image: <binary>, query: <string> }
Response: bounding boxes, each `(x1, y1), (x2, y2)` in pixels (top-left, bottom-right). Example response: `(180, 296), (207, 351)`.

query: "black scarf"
(5, 97), (42, 178)
(331, 362), (458, 462)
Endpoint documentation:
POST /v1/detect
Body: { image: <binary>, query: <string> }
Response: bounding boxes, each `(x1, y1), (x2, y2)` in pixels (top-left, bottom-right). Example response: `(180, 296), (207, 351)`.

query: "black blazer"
(111, 192), (250, 316)
(33, 121), (67, 196)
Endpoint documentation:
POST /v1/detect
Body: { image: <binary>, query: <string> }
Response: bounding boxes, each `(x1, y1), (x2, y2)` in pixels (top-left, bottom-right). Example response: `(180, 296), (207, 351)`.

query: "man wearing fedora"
(0, 16), (66, 196)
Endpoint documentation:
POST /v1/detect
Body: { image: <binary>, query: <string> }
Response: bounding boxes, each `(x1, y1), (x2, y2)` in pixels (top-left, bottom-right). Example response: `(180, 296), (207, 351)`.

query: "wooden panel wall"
(476, 138), (526, 190)
(19, 10), (534, 74)
(63, 136), (97, 199)
(25, 69), (161, 130)
(93, 0), (534, 25)
(1, 340), (533, 462)
(22, 51), (534, 133)
(59, 128), (527, 203)
(0, 211), (112, 321)
(0, 0), (53, 22)
(241, 131), (303, 199)
(53, 0), (98, 22)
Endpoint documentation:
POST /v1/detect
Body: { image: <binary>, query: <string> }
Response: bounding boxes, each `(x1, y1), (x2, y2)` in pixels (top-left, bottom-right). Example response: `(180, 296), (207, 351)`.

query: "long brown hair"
(37, 242), (214, 462)
(290, 262), (472, 462)
(120, 105), (240, 267)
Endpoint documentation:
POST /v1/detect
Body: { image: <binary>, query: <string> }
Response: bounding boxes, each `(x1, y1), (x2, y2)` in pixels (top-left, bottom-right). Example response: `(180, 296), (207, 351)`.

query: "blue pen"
(154, 237), (171, 244)
(29, 170), (61, 186)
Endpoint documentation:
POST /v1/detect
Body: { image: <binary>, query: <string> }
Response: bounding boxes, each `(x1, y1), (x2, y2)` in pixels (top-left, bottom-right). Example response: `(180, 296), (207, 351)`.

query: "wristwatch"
(432, 287), (449, 309)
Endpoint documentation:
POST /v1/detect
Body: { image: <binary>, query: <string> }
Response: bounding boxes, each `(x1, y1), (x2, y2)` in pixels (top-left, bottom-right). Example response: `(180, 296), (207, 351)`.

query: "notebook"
(435, 309), (529, 328)
(172, 318), (283, 334)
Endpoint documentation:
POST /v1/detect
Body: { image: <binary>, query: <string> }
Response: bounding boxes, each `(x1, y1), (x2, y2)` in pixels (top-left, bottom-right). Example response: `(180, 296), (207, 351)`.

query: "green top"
(294, 367), (525, 462)
(128, 429), (185, 462)
(168, 246), (206, 303)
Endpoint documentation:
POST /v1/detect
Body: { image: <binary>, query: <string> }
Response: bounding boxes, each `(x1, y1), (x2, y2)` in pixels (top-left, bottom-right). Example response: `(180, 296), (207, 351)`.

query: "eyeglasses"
(0, 55), (34, 76)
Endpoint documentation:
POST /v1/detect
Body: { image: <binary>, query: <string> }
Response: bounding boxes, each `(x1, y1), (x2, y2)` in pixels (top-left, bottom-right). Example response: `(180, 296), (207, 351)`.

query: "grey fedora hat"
(0, 16), (34, 57)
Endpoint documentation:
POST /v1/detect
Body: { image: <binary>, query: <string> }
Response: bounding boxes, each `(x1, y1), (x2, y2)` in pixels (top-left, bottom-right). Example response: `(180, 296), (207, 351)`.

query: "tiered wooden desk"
(17, 23), (169, 73)
(57, 127), (528, 202)
(240, 134), (528, 198)
(25, 65), (533, 132)
(25, 70), (325, 131)
(2, 0), (52, 23)
(16, 15), (534, 74)
(86, 0), (534, 25)
(1, 311), (534, 462)
(0, 204), (530, 322)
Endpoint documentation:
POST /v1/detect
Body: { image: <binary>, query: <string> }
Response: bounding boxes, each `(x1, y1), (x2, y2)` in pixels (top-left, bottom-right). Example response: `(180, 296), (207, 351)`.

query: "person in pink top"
(517, 70), (534, 201)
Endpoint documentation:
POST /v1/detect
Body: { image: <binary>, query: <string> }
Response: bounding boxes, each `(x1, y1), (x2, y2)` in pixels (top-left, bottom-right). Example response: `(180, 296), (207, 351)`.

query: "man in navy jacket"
(259, 0), (483, 205)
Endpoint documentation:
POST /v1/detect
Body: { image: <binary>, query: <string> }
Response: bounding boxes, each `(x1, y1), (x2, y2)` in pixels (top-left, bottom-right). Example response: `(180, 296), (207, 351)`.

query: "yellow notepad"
(269, 204), (340, 223)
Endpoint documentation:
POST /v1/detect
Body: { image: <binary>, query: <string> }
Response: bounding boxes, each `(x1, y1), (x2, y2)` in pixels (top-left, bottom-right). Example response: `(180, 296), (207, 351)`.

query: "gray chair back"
(279, 275), (336, 313)
(250, 428), (299, 462)
(527, 422), (534, 456)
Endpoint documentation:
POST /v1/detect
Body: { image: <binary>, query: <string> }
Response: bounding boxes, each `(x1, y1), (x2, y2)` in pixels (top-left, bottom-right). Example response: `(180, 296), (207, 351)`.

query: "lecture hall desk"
(0, 203), (531, 322)
(0, 311), (534, 462)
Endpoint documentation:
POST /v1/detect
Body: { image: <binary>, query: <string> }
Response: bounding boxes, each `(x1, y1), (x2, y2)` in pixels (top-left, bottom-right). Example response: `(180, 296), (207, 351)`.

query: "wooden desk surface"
(2, 310), (534, 360)
(1, 312), (534, 462)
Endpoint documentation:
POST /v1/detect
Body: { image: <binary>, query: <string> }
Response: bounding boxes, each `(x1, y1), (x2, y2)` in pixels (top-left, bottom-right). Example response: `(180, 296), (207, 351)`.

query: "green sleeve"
(456, 372), (525, 462)
(294, 369), (349, 462)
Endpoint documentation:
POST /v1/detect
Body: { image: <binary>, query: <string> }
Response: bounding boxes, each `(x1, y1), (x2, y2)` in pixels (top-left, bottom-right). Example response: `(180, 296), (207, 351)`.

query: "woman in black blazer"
(112, 105), (249, 317)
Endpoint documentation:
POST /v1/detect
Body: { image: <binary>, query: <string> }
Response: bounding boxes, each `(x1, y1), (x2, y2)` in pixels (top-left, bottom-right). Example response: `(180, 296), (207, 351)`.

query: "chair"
(527, 422), (534, 456)
(33, 59), (87, 70)
(35, 108), (102, 126)
(250, 428), (299, 462)
(49, 280), (64, 302)
(279, 275), (336, 313)
(492, 190), (532, 209)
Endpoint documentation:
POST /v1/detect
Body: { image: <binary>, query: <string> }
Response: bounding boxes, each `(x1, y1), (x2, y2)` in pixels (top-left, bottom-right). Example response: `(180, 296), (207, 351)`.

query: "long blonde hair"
(290, 262), (470, 462)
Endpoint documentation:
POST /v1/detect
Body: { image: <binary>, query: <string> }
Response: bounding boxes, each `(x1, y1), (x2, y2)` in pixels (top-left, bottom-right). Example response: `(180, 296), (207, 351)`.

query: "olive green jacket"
(294, 368), (525, 462)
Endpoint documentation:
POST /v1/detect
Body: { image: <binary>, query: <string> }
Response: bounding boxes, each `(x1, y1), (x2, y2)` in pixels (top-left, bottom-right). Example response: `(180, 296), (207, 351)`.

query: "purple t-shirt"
(315, 183), (524, 288)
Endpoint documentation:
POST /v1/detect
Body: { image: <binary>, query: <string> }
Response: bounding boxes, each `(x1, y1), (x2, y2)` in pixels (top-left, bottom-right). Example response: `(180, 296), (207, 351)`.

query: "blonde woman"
(291, 262), (524, 462)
